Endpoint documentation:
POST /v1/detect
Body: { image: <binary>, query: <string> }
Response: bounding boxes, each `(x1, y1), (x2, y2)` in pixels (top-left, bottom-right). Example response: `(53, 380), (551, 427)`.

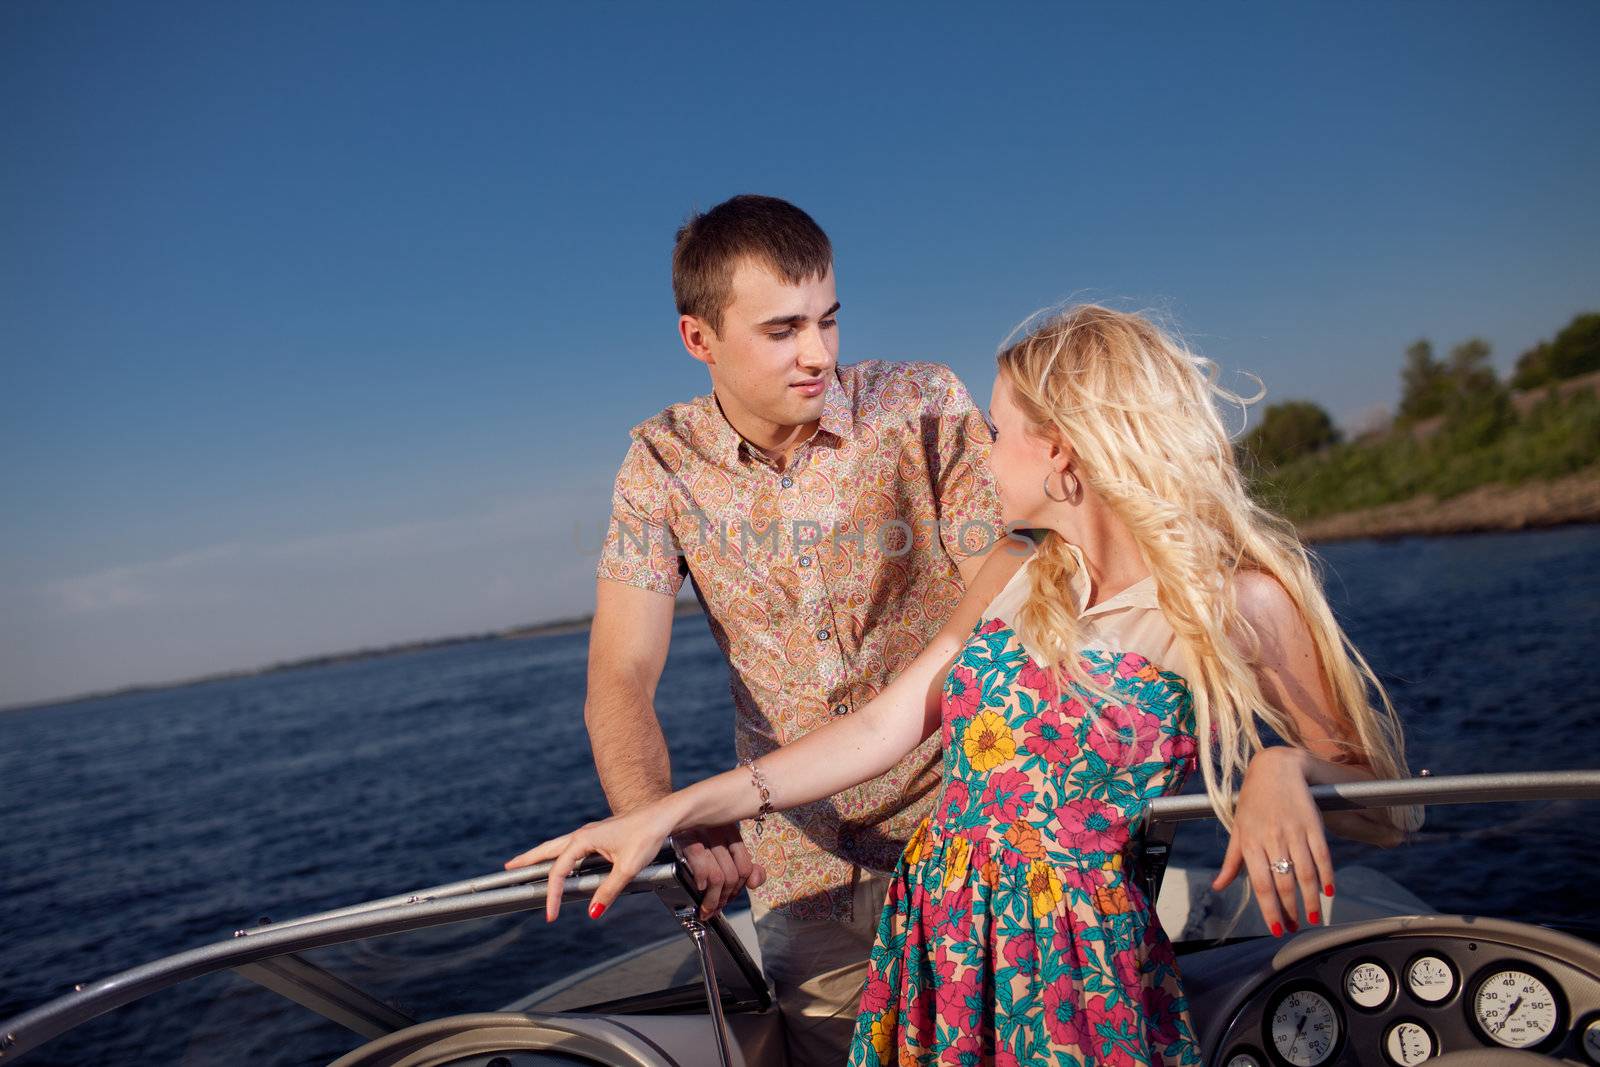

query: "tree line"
(1240, 310), (1600, 521)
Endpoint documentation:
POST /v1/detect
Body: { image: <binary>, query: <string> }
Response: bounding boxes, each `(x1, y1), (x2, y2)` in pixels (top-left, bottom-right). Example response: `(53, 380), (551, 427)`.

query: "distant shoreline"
(1, 598), (707, 716)
(1294, 466), (1600, 544)
(10, 483), (1598, 716)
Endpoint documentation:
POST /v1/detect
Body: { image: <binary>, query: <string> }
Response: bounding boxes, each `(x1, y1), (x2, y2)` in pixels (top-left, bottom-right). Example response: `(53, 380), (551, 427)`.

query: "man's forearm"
(585, 682), (673, 816)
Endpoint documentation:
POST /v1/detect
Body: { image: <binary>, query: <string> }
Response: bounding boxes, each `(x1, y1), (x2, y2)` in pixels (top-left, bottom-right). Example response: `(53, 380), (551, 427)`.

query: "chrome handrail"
(1144, 769), (1600, 826)
(229, 852), (610, 938)
(1134, 768), (1600, 906)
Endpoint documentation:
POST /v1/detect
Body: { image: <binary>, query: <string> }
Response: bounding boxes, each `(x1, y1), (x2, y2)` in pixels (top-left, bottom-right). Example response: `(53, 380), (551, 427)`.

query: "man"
(585, 194), (1003, 1064)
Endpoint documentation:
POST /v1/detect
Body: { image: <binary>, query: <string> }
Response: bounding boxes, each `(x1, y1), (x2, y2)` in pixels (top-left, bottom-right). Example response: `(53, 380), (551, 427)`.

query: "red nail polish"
(1309, 910), (1321, 924)
(588, 901), (606, 920)
(1325, 883), (1335, 897)
(1270, 921), (1283, 937)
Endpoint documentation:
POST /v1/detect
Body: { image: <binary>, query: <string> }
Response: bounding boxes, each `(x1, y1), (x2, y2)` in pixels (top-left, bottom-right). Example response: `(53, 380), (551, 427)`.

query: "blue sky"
(3, 1), (1597, 708)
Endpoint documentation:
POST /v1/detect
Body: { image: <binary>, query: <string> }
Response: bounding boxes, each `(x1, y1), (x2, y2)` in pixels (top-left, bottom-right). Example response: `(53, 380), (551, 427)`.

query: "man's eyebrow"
(758, 301), (842, 329)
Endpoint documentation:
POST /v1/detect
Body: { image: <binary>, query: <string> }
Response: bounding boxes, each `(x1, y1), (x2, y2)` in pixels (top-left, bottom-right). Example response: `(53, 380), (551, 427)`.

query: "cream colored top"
(982, 542), (1194, 686)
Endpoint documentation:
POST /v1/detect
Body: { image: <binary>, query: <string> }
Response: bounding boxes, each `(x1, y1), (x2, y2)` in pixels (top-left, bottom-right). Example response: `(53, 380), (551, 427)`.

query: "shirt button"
(780, 476), (794, 488)
(817, 628), (830, 641)
(832, 703), (849, 716)
(799, 556), (812, 567)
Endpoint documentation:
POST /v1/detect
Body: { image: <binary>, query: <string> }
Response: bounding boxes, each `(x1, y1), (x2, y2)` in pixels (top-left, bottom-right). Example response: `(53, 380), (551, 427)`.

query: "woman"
(505, 304), (1413, 1066)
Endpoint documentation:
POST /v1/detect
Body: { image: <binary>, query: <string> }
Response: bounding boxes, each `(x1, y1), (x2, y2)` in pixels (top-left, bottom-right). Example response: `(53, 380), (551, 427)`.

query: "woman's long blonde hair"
(997, 303), (1413, 832)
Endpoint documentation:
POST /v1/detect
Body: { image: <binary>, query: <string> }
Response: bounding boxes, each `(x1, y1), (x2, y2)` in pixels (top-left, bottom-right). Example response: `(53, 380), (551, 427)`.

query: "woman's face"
(987, 370), (1066, 526)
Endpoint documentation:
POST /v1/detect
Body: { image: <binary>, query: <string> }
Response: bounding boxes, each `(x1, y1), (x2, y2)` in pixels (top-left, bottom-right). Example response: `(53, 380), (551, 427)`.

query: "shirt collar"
(1062, 539), (1160, 617)
(817, 368), (854, 439)
(704, 391), (747, 464)
(703, 368), (853, 464)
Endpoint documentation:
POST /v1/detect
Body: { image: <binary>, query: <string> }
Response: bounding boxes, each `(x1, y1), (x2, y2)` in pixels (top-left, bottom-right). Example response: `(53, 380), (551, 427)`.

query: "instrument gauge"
(1384, 1020), (1436, 1066)
(1226, 1052), (1263, 1067)
(1345, 960), (1393, 1010)
(1406, 955), (1456, 1003)
(1581, 1016), (1600, 1064)
(1472, 967), (1560, 1049)
(1268, 987), (1340, 1067)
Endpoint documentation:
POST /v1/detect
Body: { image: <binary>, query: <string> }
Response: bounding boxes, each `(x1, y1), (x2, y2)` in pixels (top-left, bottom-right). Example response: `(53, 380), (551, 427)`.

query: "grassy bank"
(1250, 387), (1600, 527)
(1292, 463), (1600, 543)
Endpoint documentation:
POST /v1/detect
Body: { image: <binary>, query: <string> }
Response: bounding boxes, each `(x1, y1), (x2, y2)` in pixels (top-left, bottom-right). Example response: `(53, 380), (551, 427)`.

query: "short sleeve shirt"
(596, 360), (1005, 922)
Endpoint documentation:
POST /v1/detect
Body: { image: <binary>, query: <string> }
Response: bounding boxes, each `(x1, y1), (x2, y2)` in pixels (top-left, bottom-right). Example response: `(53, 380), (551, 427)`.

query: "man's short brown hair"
(672, 195), (833, 335)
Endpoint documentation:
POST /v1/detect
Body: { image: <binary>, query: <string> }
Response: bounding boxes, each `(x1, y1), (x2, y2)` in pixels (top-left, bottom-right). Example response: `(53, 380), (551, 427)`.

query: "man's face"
(698, 258), (839, 431)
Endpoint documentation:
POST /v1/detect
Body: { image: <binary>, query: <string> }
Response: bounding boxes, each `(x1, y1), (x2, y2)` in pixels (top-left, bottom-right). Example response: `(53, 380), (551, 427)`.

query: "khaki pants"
(748, 865), (895, 1067)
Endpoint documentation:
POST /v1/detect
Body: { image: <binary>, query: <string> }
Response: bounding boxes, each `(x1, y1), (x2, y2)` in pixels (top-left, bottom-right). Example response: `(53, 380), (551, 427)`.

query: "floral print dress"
(846, 554), (1203, 1067)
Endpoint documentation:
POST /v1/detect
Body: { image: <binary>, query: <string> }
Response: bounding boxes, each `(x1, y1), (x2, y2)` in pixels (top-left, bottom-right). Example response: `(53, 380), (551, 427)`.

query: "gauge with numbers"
(1406, 955), (1456, 1003)
(1384, 1020), (1436, 1066)
(1345, 960), (1394, 1010)
(1268, 988), (1340, 1067)
(1226, 1051), (1263, 1067)
(1472, 967), (1561, 1049)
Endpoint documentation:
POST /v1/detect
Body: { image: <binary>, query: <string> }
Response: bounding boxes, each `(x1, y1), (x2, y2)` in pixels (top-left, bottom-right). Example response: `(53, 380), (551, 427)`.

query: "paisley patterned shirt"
(596, 359), (1005, 921)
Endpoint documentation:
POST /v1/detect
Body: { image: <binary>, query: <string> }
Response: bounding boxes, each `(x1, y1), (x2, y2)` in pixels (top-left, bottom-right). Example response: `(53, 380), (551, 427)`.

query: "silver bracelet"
(741, 756), (774, 838)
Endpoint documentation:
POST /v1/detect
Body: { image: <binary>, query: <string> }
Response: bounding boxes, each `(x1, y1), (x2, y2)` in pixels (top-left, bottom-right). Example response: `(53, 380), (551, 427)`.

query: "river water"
(2, 525), (1596, 1064)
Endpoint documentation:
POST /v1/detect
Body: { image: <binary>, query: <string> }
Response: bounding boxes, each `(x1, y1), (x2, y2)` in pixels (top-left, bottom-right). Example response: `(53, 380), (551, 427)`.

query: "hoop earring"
(1043, 468), (1080, 502)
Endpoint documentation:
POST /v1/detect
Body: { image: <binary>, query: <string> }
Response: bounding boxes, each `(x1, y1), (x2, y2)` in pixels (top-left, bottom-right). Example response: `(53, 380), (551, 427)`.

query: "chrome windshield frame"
(0, 844), (770, 1064)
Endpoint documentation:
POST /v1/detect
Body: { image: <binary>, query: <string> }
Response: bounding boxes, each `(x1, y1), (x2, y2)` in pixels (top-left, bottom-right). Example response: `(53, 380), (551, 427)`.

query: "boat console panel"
(1183, 916), (1600, 1067)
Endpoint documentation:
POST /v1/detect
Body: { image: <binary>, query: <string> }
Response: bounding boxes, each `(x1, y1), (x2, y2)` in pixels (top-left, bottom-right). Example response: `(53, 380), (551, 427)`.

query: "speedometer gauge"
(1473, 967), (1560, 1049)
(1269, 988), (1340, 1066)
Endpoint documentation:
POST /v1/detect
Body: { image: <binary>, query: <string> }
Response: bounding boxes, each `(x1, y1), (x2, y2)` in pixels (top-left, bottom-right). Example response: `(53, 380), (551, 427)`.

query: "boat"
(3, 769), (1598, 1066)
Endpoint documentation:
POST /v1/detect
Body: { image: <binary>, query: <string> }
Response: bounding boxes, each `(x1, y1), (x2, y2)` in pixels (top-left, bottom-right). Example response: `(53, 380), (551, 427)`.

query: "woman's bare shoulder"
(1231, 568), (1301, 630)
(973, 533), (1035, 593)
(937, 535), (1036, 639)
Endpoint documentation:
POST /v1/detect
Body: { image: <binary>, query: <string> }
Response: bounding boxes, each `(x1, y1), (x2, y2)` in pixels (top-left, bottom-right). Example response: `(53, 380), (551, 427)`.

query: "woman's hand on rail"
(1211, 746), (1335, 936)
(504, 803), (682, 923)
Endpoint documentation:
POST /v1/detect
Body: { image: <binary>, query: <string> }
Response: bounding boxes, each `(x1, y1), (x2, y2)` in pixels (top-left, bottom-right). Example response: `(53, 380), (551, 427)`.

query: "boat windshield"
(0, 849), (769, 1066)
(4, 773), (1596, 1066)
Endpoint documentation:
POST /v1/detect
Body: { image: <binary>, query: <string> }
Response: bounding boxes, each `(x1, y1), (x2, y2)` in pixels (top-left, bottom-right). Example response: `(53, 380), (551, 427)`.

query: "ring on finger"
(1271, 857), (1295, 876)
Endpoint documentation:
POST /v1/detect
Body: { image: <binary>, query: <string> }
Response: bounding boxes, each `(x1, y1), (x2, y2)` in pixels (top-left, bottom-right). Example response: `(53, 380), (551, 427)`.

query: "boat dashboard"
(1181, 915), (1600, 1067)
